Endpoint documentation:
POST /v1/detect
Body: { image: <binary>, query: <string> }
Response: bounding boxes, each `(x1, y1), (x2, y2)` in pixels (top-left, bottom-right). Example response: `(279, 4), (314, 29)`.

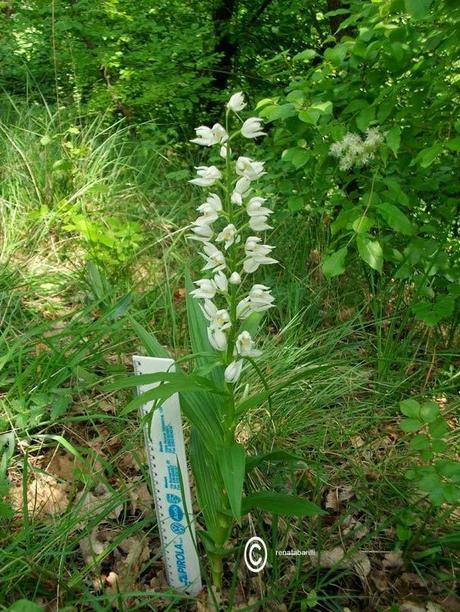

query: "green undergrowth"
(0, 106), (458, 611)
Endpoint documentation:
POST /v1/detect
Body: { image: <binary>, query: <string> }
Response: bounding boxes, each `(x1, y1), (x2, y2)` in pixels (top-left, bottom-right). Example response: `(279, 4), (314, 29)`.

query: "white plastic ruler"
(132, 355), (202, 596)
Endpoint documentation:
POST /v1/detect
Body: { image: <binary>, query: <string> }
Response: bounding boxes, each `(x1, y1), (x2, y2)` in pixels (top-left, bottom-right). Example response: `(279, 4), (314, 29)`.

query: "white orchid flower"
(208, 326), (227, 352)
(236, 297), (252, 319)
(190, 223), (214, 242)
(220, 144), (228, 159)
(229, 271), (241, 285)
(235, 157), (266, 181)
(231, 176), (251, 205)
(249, 216), (272, 231)
(216, 223), (238, 250)
(190, 126), (216, 147)
(190, 165), (222, 187)
(227, 92), (246, 113)
(195, 193), (222, 225)
(190, 278), (217, 300)
(191, 123), (228, 146)
(248, 284), (275, 311)
(236, 284), (274, 319)
(235, 331), (262, 357)
(246, 197), (273, 217)
(201, 242), (226, 272)
(197, 193), (222, 213)
(212, 123), (228, 143)
(245, 236), (273, 255)
(224, 359), (244, 383)
(201, 299), (231, 331)
(214, 270), (228, 293)
(247, 197), (273, 231)
(243, 236), (277, 273)
(241, 117), (266, 139)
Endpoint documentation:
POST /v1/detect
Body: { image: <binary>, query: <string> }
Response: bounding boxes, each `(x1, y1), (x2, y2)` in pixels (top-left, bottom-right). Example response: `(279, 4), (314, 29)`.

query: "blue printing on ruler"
(153, 405), (192, 587)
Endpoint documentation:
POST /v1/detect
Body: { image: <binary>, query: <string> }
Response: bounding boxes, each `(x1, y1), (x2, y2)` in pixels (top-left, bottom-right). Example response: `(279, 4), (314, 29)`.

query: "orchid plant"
(112, 92), (323, 594)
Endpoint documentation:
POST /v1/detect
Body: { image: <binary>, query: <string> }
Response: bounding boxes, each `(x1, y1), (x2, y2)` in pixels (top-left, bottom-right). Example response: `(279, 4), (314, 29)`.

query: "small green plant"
(399, 398), (459, 507)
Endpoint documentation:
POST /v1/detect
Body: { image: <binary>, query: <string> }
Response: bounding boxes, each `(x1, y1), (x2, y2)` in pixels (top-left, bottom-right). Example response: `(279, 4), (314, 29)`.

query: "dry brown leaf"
(10, 473), (69, 519)
(350, 435), (365, 448)
(79, 526), (109, 564)
(382, 550), (404, 573)
(119, 449), (144, 473)
(149, 568), (169, 591)
(116, 534), (150, 574)
(307, 546), (371, 579)
(105, 571), (119, 594)
(75, 483), (123, 528)
(371, 569), (390, 592)
(99, 399), (116, 414)
(400, 602), (427, 612)
(342, 515), (369, 540)
(426, 603), (444, 612)
(128, 481), (152, 515)
(325, 485), (354, 512)
(44, 451), (76, 481)
(400, 572), (428, 589)
(353, 552), (371, 580)
(307, 546), (349, 568)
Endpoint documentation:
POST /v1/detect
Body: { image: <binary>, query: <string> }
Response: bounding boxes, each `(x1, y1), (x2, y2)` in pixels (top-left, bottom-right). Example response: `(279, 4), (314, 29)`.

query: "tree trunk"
(327, 0), (354, 39)
(211, 0), (238, 91)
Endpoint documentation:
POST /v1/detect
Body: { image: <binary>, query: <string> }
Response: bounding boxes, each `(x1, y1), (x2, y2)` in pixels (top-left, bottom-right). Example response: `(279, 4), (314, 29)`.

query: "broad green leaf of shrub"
(377, 203), (414, 235)
(429, 418), (449, 438)
(287, 195), (305, 211)
(282, 147), (310, 169)
(322, 247), (348, 278)
(293, 49), (316, 62)
(356, 235), (383, 272)
(404, 0), (433, 19)
(324, 44), (347, 65)
(8, 601), (43, 612)
(412, 143), (443, 168)
(412, 295), (455, 326)
(400, 418), (423, 433)
(446, 137), (460, 151)
(386, 126), (401, 156)
(400, 398), (421, 419)
(352, 215), (375, 234)
(420, 401), (440, 423)
(356, 105), (375, 131)
(410, 434), (431, 451)
(299, 101), (332, 125)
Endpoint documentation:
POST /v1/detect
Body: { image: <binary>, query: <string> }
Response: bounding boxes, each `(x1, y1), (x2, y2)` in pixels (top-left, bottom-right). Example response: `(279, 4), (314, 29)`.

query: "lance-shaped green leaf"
(236, 363), (333, 417)
(130, 316), (169, 358)
(104, 370), (220, 393)
(190, 429), (229, 546)
(242, 492), (325, 517)
(121, 375), (228, 415)
(218, 443), (246, 521)
(246, 450), (305, 472)
(129, 318), (223, 448)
